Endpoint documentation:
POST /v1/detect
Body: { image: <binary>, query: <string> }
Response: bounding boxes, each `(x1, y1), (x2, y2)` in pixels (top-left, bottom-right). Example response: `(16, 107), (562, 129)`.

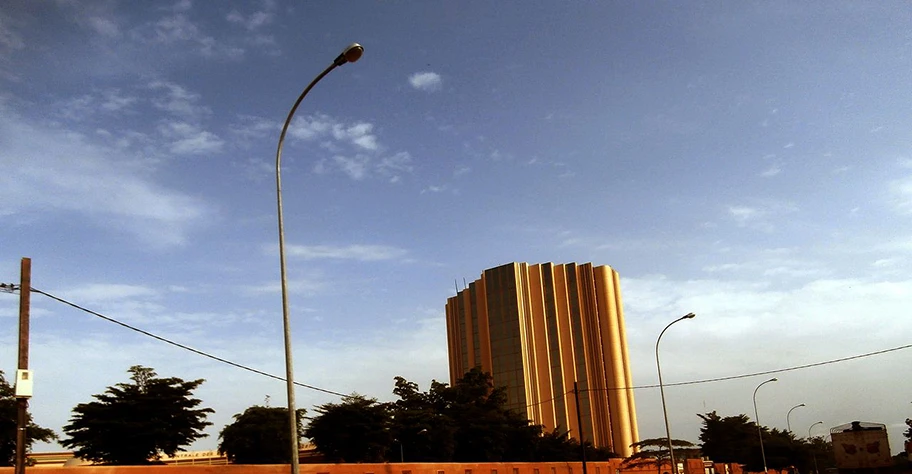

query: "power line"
(30, 287), (349, 398)
(580, 342), (912, 392)
(22, 287), (911, 401)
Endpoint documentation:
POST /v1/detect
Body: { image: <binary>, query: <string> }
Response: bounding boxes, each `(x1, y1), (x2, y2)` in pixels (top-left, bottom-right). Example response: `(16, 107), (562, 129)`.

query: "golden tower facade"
(445, 262), (639, 457)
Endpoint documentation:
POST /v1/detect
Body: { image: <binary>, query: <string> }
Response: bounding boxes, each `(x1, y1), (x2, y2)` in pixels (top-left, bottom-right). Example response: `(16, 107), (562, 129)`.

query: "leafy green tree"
(699, 411), (813, 472)
(0, 370), (56, 466)
(218, 405), (305, 464)
(61, 366), (213, 465)
(624, 437), (700, 474)
(304, 394), (391, 463)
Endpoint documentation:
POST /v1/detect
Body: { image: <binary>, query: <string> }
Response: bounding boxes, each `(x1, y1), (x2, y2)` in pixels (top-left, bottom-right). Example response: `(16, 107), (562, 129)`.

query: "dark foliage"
(699, 411), (835, 473)
(304, 395), (391, 463)
(0, 370), (56, 466)
(624, 437), (700, 474)
(61, 366), (213, 465)
(304, 368), (619, 463)
(218, 405), (306, 464)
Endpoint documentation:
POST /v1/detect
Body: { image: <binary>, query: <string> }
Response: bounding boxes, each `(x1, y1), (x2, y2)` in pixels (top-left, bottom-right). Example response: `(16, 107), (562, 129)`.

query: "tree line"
(1, 366), (908, 469)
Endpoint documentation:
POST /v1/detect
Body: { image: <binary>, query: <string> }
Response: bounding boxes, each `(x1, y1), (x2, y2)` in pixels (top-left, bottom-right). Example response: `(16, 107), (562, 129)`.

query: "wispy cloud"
(158, 120), (224, 155)
(285, 244), (408, 261)
(287, 113), (413, 183)
(409, 72), (442, 92)
(0, 105), (212, 246)
(728, 201), (797, 232)
(760, 164), (781, 177)
(149, 81), (211, 119)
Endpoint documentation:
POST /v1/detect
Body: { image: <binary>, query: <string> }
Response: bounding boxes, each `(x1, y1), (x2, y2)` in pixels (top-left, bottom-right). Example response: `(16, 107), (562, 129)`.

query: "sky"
(1, 0), (911, 456)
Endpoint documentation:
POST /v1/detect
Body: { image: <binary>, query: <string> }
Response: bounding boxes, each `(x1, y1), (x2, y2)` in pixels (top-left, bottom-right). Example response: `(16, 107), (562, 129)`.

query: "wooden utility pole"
(15, 257), (31, 474)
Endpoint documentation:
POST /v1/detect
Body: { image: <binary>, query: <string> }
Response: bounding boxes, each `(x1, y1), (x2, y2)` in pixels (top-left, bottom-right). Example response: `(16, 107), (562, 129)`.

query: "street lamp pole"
(275, 43), (364, 474)
(808, 421), (824, 474)
(786, 403), (805, 433)
(752, 378), (778, 474)
(808, 421), (823, 440)
(656, 312), (695, 474)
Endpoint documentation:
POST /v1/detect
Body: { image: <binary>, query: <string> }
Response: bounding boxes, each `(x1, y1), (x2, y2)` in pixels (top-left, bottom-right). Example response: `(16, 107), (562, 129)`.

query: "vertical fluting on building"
(445, 262), (638, 457)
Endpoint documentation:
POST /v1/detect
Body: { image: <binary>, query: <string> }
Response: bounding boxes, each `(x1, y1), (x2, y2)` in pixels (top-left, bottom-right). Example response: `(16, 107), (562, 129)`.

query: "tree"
(304, 394), (391, 463)
(905, 418), (912, 442)
(624, 437), (700, 474)
(218, 405), (305, 464)
(699, 411), (813, 472)
(61, 366), (213, 465)
(699, 411), (757, 465)
(0, 370), (56, 466)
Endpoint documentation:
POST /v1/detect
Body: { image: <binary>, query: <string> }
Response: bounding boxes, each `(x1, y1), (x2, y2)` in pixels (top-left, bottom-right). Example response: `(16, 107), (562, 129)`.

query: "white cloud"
(889, 175), (912, 214)
(329, 154), (370, 180)
(287, 114), (413, 182)
(87, 16), (121, 37)
(760, 164), (781, 177)
(158, 120), (224, 155)
(728, 201), (797, 231)
(0, 106), (211, 246)
(285, 244), (408, 261)
(62, 284), (158, 304)
(226, 9), (274, 31)
(149, 81), (210, 119)
(409, 72), (443, 92)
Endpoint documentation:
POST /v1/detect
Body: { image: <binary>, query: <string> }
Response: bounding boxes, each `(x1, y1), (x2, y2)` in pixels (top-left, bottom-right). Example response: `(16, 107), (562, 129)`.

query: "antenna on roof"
(463, 277), (467, 290)
(454, 279), (459, 294)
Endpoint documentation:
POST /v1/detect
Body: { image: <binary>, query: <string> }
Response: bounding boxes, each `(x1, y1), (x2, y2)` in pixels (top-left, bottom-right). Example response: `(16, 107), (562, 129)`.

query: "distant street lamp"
(808, 421), (824, 474)
(275, 42), (364, 474)
(786, 403), (805, 433)
(808, 421), (824, 440)
(753, 378), (778, 473)
(656, 312), (696, 474)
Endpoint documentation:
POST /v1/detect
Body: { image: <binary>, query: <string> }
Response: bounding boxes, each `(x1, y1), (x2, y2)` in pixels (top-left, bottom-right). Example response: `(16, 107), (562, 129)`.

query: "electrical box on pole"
(15, 370), (33, 398)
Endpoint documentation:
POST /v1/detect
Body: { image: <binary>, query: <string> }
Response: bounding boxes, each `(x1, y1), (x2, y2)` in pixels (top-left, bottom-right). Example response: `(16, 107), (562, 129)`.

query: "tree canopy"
(218, 405), (305, 464)
(0, 370), (56, 466)
(624, 437), (700, 474)
(61, 366), (213, 465)
(304, 394), (391, 463)
(303, 368), (618, 463)
(698, 411), (834, 473)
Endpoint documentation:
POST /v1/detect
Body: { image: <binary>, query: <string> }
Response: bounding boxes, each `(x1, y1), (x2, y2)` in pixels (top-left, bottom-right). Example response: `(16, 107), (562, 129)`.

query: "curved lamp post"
(808, 421), (824, 440)
(786, 403), (805, 433)
(753, 378), (778, 473)
(276, 42), (364, 474)
(808, 421), (824, 474)
(656, 312), (695, 474)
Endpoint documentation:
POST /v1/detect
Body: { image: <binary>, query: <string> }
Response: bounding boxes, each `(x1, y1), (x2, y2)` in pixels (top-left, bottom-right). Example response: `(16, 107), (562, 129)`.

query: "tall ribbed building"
(445, 262), (639, 457)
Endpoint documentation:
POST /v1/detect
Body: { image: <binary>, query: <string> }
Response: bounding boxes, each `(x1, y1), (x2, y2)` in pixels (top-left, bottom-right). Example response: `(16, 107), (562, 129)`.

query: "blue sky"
(2, 1), (911, 454)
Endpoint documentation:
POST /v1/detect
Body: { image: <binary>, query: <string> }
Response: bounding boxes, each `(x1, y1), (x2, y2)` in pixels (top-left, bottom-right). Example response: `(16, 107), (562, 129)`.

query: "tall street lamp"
(753, 378), (778, 473)
(808, 421), (824, 474)
(786, 403), (805, 433)
(275, 42), (364, 474)
(656, 312), (695, 474)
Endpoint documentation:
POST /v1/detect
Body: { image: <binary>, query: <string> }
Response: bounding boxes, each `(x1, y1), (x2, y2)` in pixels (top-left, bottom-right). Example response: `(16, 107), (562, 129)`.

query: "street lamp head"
(798, 403), (806, 407)
(334, 43), (364, 66)
(683, 312), (696, 319)
(770, 378), (778, 382)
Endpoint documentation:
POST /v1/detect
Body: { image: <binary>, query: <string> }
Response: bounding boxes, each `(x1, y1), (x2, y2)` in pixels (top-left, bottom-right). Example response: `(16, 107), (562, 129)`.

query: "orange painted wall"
(0, 460), (755, 474)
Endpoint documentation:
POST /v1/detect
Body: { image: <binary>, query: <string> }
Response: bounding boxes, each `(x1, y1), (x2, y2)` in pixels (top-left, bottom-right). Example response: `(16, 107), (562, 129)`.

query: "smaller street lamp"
(753, 378), (778, 473)
(808, 421), (824, 474)
(786, 403), (805, 433)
